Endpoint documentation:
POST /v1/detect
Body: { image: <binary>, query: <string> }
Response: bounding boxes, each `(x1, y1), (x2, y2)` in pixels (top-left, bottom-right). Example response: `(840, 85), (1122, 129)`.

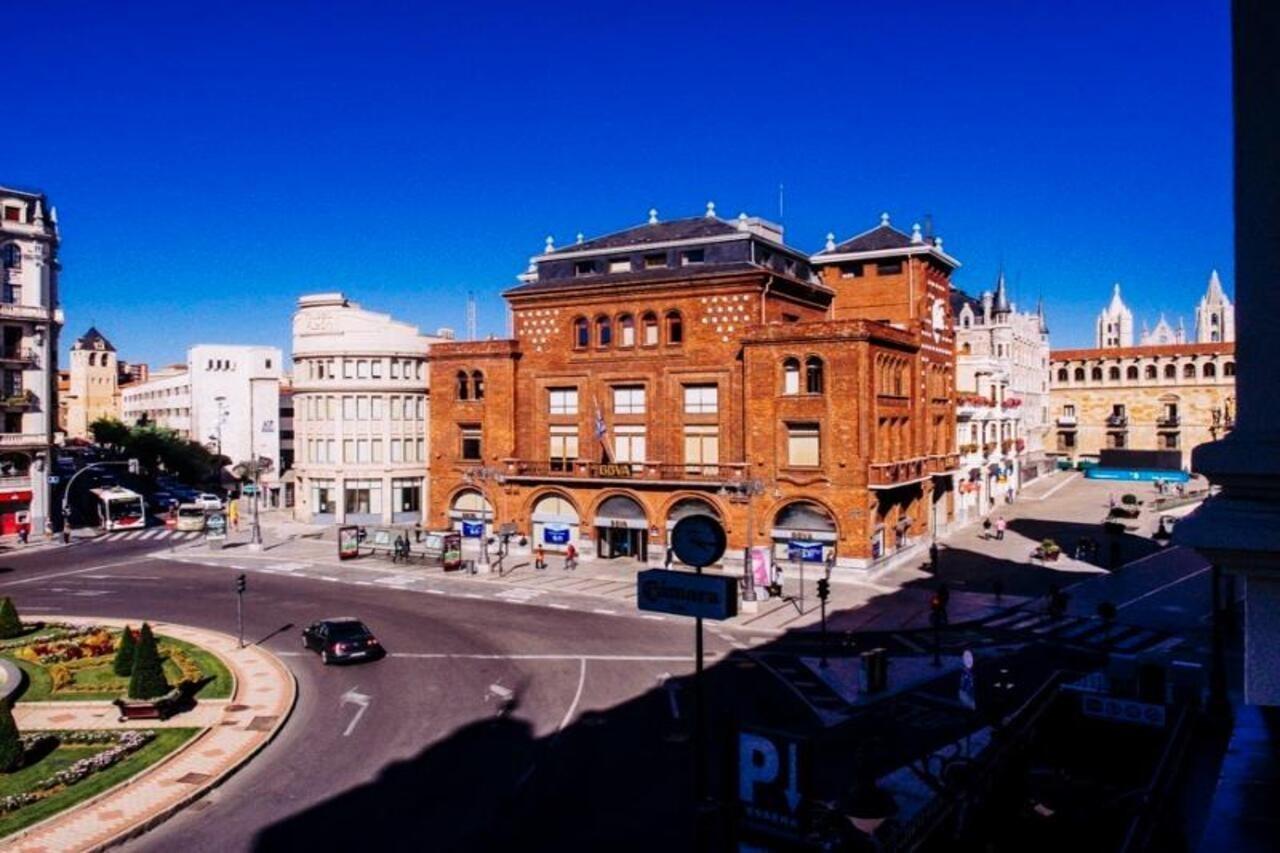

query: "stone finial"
(49, 206), (58, 224)
(880, 211), (891, 226)
(705, 201), (716, 219)
(825, 232), (836, 251)
(737, 212), (749, 230)
(934, 237), (944, 251)
(545, 235), (555, 253)
(33, 199), (45, 224)
(576, 232), (584, 245)
(648, 208), (659, 224)
(911, 222), (923, 244)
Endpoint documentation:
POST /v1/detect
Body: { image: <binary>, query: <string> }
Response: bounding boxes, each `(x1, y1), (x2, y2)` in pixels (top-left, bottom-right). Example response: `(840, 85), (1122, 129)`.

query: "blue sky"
(3, 0), (1231, 366)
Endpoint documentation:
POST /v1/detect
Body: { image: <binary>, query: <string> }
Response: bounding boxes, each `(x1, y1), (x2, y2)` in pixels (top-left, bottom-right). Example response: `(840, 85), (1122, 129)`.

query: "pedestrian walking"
(982, 517), (993, 539)
(564, 542), (577, 571)
(929, 541), (940, 571)
(228, 500), (240, 531)
(535, 545), (546, 570)
(17, 523), (28, 545)
(995, 517), (1006, 541)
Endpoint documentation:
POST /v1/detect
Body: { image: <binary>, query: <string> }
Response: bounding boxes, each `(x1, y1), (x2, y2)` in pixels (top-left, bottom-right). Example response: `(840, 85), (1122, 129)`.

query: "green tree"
(113, 625), (137, 677)
(0, 700), (21, 772)
(0, 598), (22, 640)
(89, 417), (131, 452)
(127, 623), (170, 700)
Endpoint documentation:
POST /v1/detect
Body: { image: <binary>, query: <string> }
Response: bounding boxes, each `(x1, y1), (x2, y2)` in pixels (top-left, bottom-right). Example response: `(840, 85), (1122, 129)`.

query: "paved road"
(0, 537), (805, 851)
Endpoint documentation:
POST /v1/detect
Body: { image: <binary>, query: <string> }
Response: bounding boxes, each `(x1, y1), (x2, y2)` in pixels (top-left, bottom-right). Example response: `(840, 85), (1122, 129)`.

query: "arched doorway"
(665, 497), (720, 530)
(531, 493), (579, 553)
(449, 489), (493, 541)
(594, 494), (648, 561)
(771, 501), (837, 565)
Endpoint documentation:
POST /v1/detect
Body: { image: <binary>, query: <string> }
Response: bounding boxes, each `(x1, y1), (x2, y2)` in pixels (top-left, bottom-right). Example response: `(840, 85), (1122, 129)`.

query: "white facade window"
(343, 360), (354, 379)
(549, 426), (579, 471)
(787, 423), (820, 467)
(549, 388), (579, 415)
(390, 395), (400, 420)
(343, 439), (355, 463)
(416, 439), (425, 461)
(683, 425), (719, 469)
(614, 425), (646, 465)
(357, 396), (369, 420)
(391, 440), (403, 462)
(683, 384), (718, 414)
(613, 386), (645, 415)
(390, 360), (400, 379)
(371, 360), (382, 379)
(372, 397), (384, 419)
(342, 396), (355, 420)
(357, 360), (369, 379)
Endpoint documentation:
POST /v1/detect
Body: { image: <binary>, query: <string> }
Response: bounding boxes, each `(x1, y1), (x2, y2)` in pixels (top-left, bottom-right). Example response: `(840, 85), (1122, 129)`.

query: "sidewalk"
(6, 616), (296, 853)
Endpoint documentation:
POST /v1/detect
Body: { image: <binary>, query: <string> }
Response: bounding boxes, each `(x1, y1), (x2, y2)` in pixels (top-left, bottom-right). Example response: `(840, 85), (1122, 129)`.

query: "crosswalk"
(99, 529), (204, 543)
(975, 608), (1179, 655)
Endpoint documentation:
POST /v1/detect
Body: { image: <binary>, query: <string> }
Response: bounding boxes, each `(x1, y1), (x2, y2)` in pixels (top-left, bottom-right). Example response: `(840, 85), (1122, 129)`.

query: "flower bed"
(0, 731), (156, 816)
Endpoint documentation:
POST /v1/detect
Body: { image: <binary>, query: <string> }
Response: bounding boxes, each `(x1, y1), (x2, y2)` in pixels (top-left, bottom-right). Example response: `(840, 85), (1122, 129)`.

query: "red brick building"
(427, 208), (959, 572)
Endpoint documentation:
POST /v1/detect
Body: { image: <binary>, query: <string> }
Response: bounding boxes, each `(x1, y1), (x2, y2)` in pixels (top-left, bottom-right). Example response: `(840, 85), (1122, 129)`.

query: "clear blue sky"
(2, 0), (1231, 366)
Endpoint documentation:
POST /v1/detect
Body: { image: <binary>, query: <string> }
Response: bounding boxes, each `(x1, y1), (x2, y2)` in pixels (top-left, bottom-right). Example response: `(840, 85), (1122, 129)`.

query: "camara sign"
(636, 569), (737, 620)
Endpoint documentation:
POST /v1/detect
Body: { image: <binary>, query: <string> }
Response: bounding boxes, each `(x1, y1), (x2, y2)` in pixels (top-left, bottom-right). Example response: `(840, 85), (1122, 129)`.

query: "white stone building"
(0, 185), (62, 535)
(951, 273), (1051, 527)
(121, 345), (285, 503)
(1194, 269), (1235, 343)
(1096, 283), (1135, 348)
(291, 293), (449, 525)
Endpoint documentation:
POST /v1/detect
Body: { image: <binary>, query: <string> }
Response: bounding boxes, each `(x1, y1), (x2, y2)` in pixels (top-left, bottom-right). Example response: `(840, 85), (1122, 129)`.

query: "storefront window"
(392, 478), (421, 513)
(344, 479), (382, 516)
(311, 479), (335, 515)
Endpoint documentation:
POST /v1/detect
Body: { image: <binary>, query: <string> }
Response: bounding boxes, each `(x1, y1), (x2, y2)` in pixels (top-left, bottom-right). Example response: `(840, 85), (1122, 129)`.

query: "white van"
(175, 504), (207, 532)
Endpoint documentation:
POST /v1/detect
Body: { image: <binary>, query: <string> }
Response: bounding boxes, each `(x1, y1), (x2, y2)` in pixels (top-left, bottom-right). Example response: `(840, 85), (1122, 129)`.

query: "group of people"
(1153, 478), (1187, 497)
(534, 543), (578, 571)
(982, 516), (1008, 540)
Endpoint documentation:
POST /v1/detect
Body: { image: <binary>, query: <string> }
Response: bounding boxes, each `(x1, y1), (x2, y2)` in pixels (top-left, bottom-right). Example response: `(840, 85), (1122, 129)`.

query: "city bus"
(90, 487), (147, 531)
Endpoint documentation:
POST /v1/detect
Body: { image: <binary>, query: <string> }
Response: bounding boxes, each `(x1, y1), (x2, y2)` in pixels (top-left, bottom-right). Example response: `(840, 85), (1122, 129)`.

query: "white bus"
(90, 487), (147, 531)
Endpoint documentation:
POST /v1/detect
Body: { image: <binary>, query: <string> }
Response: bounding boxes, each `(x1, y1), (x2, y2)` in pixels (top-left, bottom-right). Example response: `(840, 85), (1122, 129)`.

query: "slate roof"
(950, 288), (982, 317)
(549, 216), (745, 254)
(818, 223), (917, 255)
(74, 326), (116, 352)
(505, 261), (769, 296)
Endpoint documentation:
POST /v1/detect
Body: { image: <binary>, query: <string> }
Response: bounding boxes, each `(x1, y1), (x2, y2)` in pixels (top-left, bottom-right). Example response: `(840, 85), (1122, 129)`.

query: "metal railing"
(0, 303), (53, 323)
(1106, 414), (1129, 428)
(869, 457), (927, 487)
(0, 432), (48, 447)
(1056, 414), (1078, 426)
(0, 348), (37, 366)
(502, 459), (750, 483)
(1156, 414), (1181, 427)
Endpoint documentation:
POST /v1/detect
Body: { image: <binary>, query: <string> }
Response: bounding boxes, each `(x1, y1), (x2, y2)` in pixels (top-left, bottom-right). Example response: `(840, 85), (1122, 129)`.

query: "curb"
(1, 617), (297, 853)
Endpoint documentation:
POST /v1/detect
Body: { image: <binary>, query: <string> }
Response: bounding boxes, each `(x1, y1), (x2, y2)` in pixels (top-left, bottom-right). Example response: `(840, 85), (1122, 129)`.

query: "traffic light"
(127, 458), (140, 475)
(817, 578), (830, 600)
(236, 574), (246, 594)
(930, 593), (948, 628)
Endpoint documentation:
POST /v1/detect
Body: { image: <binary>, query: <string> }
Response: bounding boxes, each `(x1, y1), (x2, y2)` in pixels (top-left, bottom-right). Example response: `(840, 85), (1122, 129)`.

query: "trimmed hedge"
(0, 600), (22, 641)
(126, 624), (169, 700)
(112, 626), (136, 678)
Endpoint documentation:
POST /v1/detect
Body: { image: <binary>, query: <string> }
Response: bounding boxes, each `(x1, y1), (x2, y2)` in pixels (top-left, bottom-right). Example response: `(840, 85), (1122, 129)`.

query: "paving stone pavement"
(5, 616), (296, 853)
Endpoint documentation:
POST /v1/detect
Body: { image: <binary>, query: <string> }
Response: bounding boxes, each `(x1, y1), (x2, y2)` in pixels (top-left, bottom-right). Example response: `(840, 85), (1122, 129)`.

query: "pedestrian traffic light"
(236, 574), (246, 594)
(817, 578), (830, 600)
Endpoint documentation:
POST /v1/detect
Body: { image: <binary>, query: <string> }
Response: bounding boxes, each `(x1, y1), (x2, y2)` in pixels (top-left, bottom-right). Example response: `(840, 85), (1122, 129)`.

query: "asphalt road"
(0, 538), (803, 851)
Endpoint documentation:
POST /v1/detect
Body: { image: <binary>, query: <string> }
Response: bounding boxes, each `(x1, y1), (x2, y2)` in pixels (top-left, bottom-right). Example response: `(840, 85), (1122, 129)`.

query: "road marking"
(1032, 472), (1081, 501)
(354, 581), (373, 586)
(340, 687), (372, 737)
(592, 608), (618, 615)
(424, 589), (446, 595)
(0, 558), (144, 588)
(1117, 565), (1211, 610)
(320, 576), (341, 582)
(659, 672), (681, 719)
(462, 593), (484, 600)
(558, 658), (587, 732)
(546, 603), (570, 610)
(640, 614), (666, 621)
(388, 653), (698, 662)
(140, 530), (161, 540)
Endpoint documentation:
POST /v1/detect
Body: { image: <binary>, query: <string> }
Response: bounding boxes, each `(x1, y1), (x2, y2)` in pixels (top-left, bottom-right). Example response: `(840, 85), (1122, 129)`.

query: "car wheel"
(321, 649), (331, 665)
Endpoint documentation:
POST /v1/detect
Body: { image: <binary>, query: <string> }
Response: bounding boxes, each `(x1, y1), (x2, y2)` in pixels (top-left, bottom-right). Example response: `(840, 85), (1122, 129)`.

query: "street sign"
(1080, 694), (1166, 728)
(736, 726), (809, 843)
(205, 512), (227, 548)
(47, 475), (60, 484)
(637, 569), (737, 620)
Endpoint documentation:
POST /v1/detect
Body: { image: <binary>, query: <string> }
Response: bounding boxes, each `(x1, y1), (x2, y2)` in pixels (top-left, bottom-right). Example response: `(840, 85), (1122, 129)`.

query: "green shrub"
(127, 623), (170, 700)
(0, 700), (21, 772)
(0, 598), (22, 640)
(1121, 493), (1138, 505)
(113, 625), (137, 677)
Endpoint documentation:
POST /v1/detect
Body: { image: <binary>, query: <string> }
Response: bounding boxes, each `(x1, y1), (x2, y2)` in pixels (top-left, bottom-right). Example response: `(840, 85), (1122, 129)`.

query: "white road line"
(140, 530), (162, 540)
(0, 558), (144, 588)
(1117, 565), (1211, 610)
(640, 614), (666, 621)
(462, 593), (485, 600)
(592, 608), (618, 616)
(424, 589), (446, 595)
(547, 603), (570, 610)
(320, 576), (341, 582)
(1033, 472), (1081, 501)
(558, 658), (587, 732)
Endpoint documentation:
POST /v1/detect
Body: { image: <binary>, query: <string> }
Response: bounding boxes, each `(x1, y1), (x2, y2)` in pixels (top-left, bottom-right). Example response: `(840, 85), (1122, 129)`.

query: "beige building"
(1049, 341), (1235, 468)
(64, 327), (121, 439)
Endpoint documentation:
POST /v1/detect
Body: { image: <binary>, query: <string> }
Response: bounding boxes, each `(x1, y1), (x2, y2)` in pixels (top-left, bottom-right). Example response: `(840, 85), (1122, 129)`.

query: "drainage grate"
(246, 715), (278, 731)
(175, 772), (213, 785)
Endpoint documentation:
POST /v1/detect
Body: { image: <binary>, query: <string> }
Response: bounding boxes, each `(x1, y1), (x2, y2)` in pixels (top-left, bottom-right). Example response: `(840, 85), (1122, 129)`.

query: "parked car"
(302, 618), (383, 664)
(174, 503), (208, 532)
(194, 492), (224, 511)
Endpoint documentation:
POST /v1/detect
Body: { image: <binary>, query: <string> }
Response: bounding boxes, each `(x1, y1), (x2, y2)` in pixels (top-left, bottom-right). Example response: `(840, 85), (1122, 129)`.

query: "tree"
(89, 417), (131, 452)
(0, 700), (21, 772)
(0, 598), (22, 640)
(127, 623), (170, 700)
(113, 625), (137, 677)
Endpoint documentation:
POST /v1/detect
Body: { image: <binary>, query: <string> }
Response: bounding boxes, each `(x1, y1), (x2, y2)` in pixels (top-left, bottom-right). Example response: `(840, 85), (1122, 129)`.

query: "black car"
(302, 618), (383, 664)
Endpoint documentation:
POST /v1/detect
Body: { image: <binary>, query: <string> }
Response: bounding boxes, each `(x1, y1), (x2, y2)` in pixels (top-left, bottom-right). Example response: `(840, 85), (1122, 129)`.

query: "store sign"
(637, 569), (737, 620)
(1081, 694), (1166, 728)
(595, 464), (633, 478)
(787, 540), (824, 563)
(736, 727), (809, 843)
(338, 525), (361, 560)
(542, 524), (571, 545)
(461, 520), (485, 538)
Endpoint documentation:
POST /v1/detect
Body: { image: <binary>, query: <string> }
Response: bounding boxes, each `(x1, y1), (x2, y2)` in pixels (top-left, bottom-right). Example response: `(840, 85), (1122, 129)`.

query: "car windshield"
(327, 622), (370, 640)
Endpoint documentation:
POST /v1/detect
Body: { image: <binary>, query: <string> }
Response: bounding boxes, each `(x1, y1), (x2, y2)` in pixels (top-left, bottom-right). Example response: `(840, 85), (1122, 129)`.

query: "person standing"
(995, 517), (1007, 541)
(535, 545), (546, 571)
(228, 499), (240, 532)
(564, 542), (577, 570)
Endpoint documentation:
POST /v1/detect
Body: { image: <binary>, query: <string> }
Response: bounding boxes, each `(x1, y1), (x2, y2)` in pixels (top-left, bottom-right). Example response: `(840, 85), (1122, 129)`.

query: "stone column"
(1174, 0), (1280, 706)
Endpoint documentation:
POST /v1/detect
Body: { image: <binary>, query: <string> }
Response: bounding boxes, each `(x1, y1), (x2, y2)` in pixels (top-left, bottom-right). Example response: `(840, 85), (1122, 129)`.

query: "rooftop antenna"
(778, 183), (785, 222)
(466, 292), (477, 342)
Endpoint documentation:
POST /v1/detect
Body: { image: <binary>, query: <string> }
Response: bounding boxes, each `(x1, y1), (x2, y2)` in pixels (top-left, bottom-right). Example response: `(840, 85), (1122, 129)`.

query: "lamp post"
(722, 477), (765, 602)
(464, 465), (505, 566)
(211, 396), (227, 458)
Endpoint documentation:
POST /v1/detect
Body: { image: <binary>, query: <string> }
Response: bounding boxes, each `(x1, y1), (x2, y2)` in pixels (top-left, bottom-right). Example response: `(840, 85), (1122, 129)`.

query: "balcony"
(498, 459), (751, 487)
(1056, 414), (1078, 426)
(0, 303), (54, 324)
(1, 390), (37, 411)
(0, 432), (49, 448)
(868, 457), (928, 489)
(1157, 413), (1181, 427)
(956, 394), (995, 419)
(925, 453), (961, 474)
(0, 474), (29, 491)
(1106, 414), (1129, 428)
(0, 349), (37, 367)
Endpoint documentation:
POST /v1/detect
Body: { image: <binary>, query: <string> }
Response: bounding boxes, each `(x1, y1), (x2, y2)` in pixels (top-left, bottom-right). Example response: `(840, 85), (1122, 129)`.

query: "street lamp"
(212, 396), (227, 459)
(464, 465), (505, 565)
(721, 476), (765, 601)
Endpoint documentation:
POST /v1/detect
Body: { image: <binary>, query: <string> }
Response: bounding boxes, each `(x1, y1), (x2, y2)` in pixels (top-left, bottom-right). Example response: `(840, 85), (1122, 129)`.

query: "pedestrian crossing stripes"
(100, 529), (203, 543)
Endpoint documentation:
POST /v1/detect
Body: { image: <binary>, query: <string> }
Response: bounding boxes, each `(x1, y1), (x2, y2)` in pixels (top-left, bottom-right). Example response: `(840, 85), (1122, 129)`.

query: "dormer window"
(644, 253), (667, 269)
(839, 263), (863, 279)
(609, 257), (631, 273)
(681, 249), (705, 266)
(574, 260), (596, 277)
(876, 261), (902, 275)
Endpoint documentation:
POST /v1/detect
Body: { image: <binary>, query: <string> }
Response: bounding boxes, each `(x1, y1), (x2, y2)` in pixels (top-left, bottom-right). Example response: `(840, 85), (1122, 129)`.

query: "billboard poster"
(542, 524), (571, 545)
(787, 540), (824, 563)
(461, 520), (485, 538)
(750, 546), (771, 587)
(338, 525), (360, 560)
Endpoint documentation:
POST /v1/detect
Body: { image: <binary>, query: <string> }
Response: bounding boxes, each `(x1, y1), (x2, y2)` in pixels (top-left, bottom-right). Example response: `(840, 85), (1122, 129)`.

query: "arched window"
(1183, 363), (1196, 379)
(665, 310), (683, 345)
(805, 356), (824, 394)
(641, 312), (659, 346)
(471, 370), (485, 399)
(572, 317), (589, 349)
(596, 315), (612, 347)
(1057, 368), (1068, 383)
(1224, 361), (1236, 377)
(1108, 366), (1121, 381)
(456, 370), (470, 400)
(1091, 367), (1103, 382)
(87, 353), (96, 367)
(1145, 365), (1157, 380)
(1203, 362), (1217, 379)
(1074, 368), (1085, 382)
(1126, 366), (1139, 380)
(618, 314), (635, 347)
(782, 358), (800, 395)
(1165, 364), (1177, 379)
(0, 244), (18, 269)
